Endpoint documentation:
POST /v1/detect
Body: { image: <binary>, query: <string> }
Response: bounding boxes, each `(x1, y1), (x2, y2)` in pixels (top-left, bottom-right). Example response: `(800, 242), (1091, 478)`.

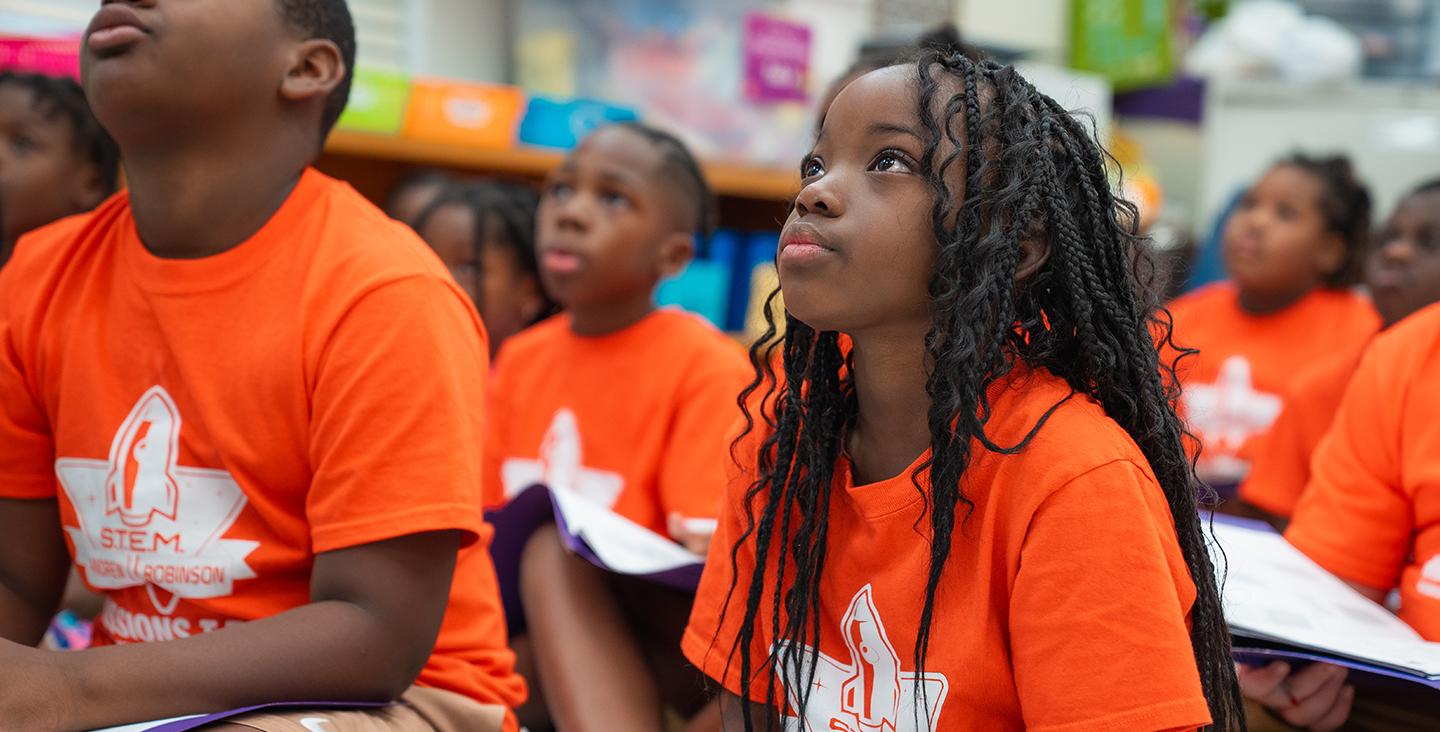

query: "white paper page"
(1211, 520), (1440, 677)
(549, 488), (703, 575)
(88, 716), (203, 732)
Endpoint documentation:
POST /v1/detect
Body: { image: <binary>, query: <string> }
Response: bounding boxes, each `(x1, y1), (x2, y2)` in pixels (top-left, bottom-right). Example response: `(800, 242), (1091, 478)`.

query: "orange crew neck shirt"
(684, 365), (1212, 732)
(483, 309), (751, 535)
(1287, 301), (1440, 640)
(1164, 282), (1379, 483)
(0, 169), (525, 722)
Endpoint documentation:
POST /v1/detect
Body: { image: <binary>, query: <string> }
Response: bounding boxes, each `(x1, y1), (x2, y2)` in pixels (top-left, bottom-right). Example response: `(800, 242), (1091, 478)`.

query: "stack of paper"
(1209, 516), (1440, 687)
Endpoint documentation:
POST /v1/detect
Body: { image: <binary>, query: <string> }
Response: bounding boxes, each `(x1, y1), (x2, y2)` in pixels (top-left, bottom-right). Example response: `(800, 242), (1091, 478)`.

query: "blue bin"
(519, 96), (640, 150)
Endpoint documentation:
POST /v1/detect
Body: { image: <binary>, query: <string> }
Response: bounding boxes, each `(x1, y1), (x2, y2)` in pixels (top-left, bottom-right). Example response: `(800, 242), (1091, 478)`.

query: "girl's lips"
(779, 240), (835, 264)
(542, 249), (583, 275)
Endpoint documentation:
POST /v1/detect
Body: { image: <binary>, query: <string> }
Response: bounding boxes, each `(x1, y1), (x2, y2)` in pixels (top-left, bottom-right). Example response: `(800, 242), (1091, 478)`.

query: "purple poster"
(743, 13), (811, 103)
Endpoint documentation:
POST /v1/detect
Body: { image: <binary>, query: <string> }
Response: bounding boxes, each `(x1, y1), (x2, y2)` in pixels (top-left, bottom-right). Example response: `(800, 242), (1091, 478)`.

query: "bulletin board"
(1070, 0), (1174, 91)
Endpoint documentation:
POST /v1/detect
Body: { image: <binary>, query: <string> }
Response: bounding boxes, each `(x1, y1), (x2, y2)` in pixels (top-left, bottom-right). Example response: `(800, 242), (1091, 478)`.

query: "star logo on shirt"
(775, 584), (949, 732)
(56, 385), (258, 604)
(501, 408), (625, 507)
(1182, 355), (1283, 482)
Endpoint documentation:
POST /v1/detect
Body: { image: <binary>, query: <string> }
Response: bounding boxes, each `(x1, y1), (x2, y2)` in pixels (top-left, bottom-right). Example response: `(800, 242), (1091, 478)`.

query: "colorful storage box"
(402, 78), (526, 149)
(519, 96), (639, 150)
(336, 67), (412, 135)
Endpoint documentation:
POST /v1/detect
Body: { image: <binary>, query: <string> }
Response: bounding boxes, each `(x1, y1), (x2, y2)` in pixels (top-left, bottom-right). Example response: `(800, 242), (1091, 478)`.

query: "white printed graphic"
(501, 408), (624, 507)
(300, 718), (335, 732)
(1181, 355), (1283, 481)
(57, 386), (258, 605)
(775, 585), (948, 732)
(1417, 555), (1440, 600)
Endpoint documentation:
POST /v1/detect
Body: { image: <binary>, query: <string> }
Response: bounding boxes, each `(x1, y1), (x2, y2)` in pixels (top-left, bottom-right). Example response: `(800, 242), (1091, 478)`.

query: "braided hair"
(1275, 153), (1371, 288)
(723, 50), (1245, 731)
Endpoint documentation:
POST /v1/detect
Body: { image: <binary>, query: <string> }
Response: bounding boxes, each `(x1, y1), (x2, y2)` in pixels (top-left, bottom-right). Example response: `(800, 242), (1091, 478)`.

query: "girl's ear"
(656, 231), (697, 279)
(1015, 236), (1051, 281)
(279, 38), (345, 102)
(1314, 231), (1347, 279)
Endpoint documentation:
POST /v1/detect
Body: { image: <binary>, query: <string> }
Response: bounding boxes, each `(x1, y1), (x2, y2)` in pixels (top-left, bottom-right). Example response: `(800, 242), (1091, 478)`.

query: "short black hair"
(609, 121), (717, 239)
(275, 0), (355, 140)
(0, 71), (120, 195)
(414, 179), (558, 326)
(1278, 153), (1372, 288)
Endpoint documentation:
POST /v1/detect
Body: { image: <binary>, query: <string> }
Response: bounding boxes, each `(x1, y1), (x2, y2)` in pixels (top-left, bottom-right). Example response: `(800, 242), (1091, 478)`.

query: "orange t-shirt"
(684, 365), (1211, 732)
(1164, 282), (1379, 483)
(1286, 302), (1440, 640)
(483, 310), (751, 535)
(0, 169), (525, 718)
(1237, 341), (1368, 517)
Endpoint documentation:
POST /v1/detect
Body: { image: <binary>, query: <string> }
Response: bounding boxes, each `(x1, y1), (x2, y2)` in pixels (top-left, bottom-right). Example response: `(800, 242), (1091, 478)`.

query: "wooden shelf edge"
(324, 130), (799, 202)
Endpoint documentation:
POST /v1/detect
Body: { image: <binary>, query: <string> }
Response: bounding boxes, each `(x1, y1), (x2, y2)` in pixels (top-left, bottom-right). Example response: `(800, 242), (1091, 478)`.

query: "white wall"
(406, 0), (508, 82)
(956, 0), (1070, 64)
(1201, 80), (1440, 235)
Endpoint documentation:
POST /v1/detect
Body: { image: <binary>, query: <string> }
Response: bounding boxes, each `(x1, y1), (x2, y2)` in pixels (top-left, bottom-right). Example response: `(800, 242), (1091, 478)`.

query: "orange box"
(401, 77), (526, 149)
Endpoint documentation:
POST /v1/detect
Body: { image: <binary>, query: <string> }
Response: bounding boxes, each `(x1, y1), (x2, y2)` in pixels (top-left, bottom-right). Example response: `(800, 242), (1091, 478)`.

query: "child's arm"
(0, 497), (70, 645)
(0, 528), (459, 732)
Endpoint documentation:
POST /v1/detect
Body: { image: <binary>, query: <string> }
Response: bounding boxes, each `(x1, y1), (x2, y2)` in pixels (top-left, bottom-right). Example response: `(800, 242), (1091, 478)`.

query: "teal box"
(519, 96), (639, 149)
(656, 259), (731, 330)
(337, 67), (412, 135)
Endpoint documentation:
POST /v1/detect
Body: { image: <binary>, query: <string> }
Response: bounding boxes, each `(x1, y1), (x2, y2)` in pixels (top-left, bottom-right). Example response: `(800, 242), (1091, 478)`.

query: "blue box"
(519, 96), (640, 149)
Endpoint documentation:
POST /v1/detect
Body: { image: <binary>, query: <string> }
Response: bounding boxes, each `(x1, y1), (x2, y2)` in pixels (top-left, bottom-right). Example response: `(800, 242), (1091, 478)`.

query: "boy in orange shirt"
(1240, 179), (1440, 521)
(0, 0), (523, 729)
(1166, 155), (1379, 488)
(0, 70), (119, 261)
(484, 122), (750, 732)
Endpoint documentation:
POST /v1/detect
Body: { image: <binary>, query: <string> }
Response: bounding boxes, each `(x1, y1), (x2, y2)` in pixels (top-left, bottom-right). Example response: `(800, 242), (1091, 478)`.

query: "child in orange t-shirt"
(1165, 155), (1379, 488)
(415, 180), (555, 357)
(683, 56), (1243, 731)
(1230, 301), (1440, 730)
(485, 122), (750, 732)
(1240, 179), (1440, 521)
(0, 0), (523, 729)
(0, 71), (119, 262)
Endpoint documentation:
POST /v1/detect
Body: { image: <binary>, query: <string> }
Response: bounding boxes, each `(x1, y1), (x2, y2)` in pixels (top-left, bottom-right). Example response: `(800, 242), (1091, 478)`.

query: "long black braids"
(720, 50), (1244, 731)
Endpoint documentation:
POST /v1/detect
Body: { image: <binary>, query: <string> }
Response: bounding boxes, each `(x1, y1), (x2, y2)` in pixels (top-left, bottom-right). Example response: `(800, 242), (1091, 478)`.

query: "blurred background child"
(0, 70), (119, 262)
(1165, 154), (1379, 490)
(1240, 178), (1440, 524)
(385, 168), (454, 229)
(415, 179), (555, 356)
(484, 122), (749, 732)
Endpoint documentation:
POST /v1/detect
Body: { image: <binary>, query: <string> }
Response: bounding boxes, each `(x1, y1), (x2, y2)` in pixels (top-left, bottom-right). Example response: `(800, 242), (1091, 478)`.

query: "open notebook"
(488, 483), (706, 593)
(1209, 514), (1440, 689)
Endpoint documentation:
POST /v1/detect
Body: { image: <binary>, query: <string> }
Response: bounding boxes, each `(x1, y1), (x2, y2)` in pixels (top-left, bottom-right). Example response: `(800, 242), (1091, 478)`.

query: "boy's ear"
(1015, 235), (1051, 281)
(279, 38), (345, 103)
(656, 232), (696, 279)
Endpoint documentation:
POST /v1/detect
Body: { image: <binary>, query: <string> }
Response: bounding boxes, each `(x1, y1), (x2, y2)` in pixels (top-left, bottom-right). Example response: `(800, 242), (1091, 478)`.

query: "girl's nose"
(794, 177), (842, 218)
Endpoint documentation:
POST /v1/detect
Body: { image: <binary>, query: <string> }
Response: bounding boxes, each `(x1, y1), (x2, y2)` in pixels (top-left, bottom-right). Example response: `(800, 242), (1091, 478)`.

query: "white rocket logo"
(103, 388), (182, 527)
(775, 585), (948, 732)
(501, 408), (625, 507)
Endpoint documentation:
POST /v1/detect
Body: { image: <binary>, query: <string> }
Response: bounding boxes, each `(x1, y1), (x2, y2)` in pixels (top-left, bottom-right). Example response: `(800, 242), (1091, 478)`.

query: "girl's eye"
(801, 156), (824, 179)
(545, 182), (573, 200)
(11, 136), (34, 153)
(1276, 204), (1298, 221)
(874, 153), (911, 173)
(600, 191), (629, 208)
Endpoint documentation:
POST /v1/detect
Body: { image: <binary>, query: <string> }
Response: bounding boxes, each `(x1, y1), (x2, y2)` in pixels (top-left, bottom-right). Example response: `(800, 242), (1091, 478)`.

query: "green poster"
(1071, 0), (1174, 90)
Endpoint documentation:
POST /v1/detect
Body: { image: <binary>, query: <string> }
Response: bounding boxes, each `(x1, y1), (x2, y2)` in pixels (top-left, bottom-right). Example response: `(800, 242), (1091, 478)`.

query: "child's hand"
(667, 512), (716, 556)
(1237, 661), (1354, 731)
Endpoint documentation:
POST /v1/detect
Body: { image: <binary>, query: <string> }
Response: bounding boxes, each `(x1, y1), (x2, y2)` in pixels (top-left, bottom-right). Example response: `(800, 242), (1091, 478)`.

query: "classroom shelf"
(322, 130), (800, 202)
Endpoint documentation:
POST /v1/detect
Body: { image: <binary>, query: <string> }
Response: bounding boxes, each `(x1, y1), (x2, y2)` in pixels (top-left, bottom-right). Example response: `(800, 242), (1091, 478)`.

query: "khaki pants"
(202, 686), (508, 732)
(1244, 684), (1440, 731)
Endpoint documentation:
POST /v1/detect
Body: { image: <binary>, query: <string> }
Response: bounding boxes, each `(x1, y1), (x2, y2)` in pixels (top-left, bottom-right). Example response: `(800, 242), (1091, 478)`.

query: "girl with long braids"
(681, 52), (1245, 731)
